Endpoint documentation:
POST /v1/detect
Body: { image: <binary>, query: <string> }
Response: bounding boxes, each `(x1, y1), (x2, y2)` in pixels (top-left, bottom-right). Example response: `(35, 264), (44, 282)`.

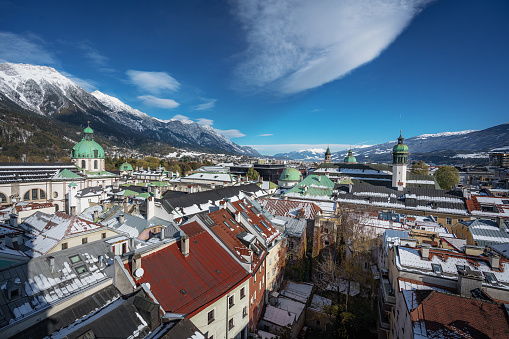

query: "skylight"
(484, 272), (498, 284)
(431, 263), (442, 275)
(69, 255), (82, 264)
(75, 265), (88, 275)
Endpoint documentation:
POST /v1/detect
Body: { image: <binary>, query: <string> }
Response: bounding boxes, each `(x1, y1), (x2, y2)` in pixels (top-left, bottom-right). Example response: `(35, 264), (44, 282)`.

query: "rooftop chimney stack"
(489, 253), (501, 270)
(132, 253), (142, 279)
(497, 217), (505, 229)
(146, 197), (155, 220)
(119, 214), (125, 224)
(124, 201), (129, 213)
(93, 210), (99, 220)
(48, 256), (56, 274)
(181, 234), (190, 257)
(9, 213), (18, 227)
(421, 244), (430, 260)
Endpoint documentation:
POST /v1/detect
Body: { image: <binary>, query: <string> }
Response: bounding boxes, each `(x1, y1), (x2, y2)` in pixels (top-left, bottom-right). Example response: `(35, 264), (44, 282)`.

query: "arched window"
(0, 193), (7, 203)
(94, 160), (98, 169)
(23, 189), (47, 201)
(23, 191), (30, 201)
(53, 191), (58, 198)
(81, 160), (86, 169)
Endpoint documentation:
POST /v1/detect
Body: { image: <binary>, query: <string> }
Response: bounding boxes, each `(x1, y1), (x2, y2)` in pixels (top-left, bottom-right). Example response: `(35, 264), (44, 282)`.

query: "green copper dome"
(71, 126), (105, 159)
(119, 162), (133, 171)
(279, 167), (301, 181)
(344, 149), (357, 163)
(393, 133), (409, 153)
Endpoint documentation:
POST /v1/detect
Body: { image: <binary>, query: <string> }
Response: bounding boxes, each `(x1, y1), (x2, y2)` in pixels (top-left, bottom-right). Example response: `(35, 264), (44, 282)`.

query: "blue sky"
(1, 0), (508, 155)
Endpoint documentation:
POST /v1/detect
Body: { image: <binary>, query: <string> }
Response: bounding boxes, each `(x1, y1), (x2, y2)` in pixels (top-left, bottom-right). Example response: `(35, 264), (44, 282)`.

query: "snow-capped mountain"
(274, 124), (509, 164)
(0, 63), (259, 156)
(273, 148), (329, 161)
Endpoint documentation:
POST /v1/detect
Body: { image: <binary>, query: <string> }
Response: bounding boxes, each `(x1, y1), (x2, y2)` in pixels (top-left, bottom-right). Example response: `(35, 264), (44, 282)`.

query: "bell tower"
(392, 131), (409, 191)
(324, 146), (332, 163)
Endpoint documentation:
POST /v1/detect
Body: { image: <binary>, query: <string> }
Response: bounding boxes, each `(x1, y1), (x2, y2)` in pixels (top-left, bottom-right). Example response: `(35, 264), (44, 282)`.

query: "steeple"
(324, 145), (332, 163)
(84, 121), (94, 141)
(392, 131), (409, 191)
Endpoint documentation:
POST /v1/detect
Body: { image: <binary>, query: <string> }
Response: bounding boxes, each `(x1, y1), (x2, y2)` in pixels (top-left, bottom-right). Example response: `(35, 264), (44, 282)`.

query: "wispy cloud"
(77, 43), (109, 66)
(138, 95), (180, 109)
(0, 31), (57, 65)
(193, 98), (217, 111)
(127, 70), (181, 94)
(60, 71), (98, 92)
(216, 129), (246, 138)
(170, 114), (191, 121)
(197, 118), (214, 126)
(259, 133), (273, 137)
(311, 108), (323, 112)
(232, 0), (432, 94)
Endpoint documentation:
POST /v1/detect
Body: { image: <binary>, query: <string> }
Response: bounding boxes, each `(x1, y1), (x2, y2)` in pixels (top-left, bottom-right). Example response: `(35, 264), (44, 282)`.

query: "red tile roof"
(258, 198), (321, 220)
(207, 209), (264, 271)
(124, 221), (249, 316)
(231, 200), (280, 243)
(412, 291), (509, 338)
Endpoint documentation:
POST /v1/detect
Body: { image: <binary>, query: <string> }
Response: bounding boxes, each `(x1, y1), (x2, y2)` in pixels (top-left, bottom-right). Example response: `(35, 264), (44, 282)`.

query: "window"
(431, 263), (443, 275)
(54, 204), (59, 212)
(207, 309), (215, 324)
(289, 241), (294, 249)
(23, 189), (46, 201)
(223, 221), (232, 229)
(456, 264), (467, 272)
(32, 188), (38, 200)
(53, 191), (58, 198)
(446, 218), (452, 225)
(40, 190), (46, 199)
(75, 265), (88, 275)
(61, 242), (68, 250)
(228, 318), (234, 331)
(69, 254), (82, 264)
(229, 295), (235, 308)
(484, 272), (498, 284)
(243, 306), (248, 318)
(24, 191), (30, 201)
(458, 219), (464, 223)
(82, 237), (88, 244)
(240, 287), (246, 299)
(82, 160), (86, 169)
(102, 232), (106, 239)
(0, 193), (7, 203)
(94, 160), (98, 169)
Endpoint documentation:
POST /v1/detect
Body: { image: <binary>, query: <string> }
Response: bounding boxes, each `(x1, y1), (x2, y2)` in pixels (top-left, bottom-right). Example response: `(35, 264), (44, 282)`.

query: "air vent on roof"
(134, 268), (145, 278)
(180, 289), (187, 295)
(217, 270), (221, 274)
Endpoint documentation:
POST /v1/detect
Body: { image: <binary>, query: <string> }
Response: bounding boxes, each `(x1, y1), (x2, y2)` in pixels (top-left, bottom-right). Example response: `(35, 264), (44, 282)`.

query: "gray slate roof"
(0, 163), (80, 184)
(275, 216), (306, 238)
(461, 219), (509, 247)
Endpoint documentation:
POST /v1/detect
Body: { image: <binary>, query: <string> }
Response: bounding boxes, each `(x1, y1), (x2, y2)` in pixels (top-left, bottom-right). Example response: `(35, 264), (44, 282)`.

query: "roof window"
(431, 263), (443, 275)
(180, 289), (187, 295)
(456, 264), (468, 272)
(224, 221), (232, 229)
(69, 254), (82, 264)
(75, 265), (88, 275)
(483, 272), (498, 284)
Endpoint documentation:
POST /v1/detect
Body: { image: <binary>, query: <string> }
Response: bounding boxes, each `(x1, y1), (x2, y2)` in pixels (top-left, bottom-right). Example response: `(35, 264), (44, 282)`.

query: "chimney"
(181, 234), (190, 257)
(124, 201), (129, 213)
(154, 187), (161, 199)
(146, 197), (155, 220)
(9, 213), (18, 227)
(235, 210), (241, 222)
(421, 243), (430, 260)
(211, 182), (216, 189)
(48, 256), (56, 274)
(497, 217), (505, 229)
(489, 253), (500, 270)
(70, 206), (76, 216)
(93, 210), (99, 220)
(318, 175), (321, 182)
(457, 268), (483, 297)
(132, 253), (142, 280)
(119, 214), (125, 224)
(159, 227), (165, 240)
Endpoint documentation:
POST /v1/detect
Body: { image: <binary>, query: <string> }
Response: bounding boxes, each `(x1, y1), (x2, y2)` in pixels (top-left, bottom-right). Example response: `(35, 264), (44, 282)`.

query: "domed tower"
(392, 131), (409, 190)
(71, 124), (105, 172)
(344, 148), (357, 164)
(324, 146), (332, 163)
(278, 167), (302, 189)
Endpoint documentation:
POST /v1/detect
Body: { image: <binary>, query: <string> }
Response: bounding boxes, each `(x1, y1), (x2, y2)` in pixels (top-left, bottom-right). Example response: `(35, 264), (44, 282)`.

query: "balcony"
(381, 278), (395, 305)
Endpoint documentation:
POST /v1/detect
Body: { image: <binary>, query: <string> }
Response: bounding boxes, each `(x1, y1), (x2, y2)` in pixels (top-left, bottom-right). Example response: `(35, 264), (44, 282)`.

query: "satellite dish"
(134, 268), (145, 278)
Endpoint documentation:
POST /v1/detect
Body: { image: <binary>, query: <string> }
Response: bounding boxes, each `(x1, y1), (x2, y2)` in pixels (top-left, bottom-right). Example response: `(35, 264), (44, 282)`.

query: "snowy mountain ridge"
(0, 62), (260, 156)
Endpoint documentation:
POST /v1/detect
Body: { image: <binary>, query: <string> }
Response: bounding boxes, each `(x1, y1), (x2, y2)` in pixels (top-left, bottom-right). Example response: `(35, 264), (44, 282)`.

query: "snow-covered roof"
(262, 305), (296, 327)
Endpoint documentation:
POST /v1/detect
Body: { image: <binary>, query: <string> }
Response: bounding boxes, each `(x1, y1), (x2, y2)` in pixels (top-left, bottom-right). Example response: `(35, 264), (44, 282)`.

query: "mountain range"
(0, 62), (260, 158)
(274, 124), (509, 164)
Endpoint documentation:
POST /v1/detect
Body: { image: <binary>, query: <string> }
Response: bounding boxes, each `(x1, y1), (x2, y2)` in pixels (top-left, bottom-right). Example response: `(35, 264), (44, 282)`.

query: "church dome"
(393, 132), (409, 153)
(71, 125), (105, 159)
(344, 149), (357, 163)
(279, 167), (301, 181)
(119, 162), (133, 171)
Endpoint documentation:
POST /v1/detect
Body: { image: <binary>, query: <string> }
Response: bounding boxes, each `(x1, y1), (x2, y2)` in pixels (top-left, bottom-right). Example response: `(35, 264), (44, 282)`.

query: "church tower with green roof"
(392, 131), (409, 190)
(71, 123), (105, 172)
(324, 146), (332, 163)
(344, 148), (357, 164)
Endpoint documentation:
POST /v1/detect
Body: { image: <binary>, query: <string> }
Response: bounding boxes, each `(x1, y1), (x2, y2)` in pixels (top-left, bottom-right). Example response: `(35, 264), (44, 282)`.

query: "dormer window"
(6, 280), (22, 300)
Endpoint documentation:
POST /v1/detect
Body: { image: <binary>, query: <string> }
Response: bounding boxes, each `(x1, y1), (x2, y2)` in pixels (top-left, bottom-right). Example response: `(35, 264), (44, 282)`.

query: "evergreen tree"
(411, 161), (429, 175)
(247, 167), (259, 181)
(434, 166), (459, 190)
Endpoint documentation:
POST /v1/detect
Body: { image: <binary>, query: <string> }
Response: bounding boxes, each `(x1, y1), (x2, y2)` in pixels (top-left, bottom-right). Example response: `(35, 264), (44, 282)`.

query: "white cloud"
(127, 70), (181, 94)
(245, 143), (362, 155)
(259, 133), (273, 137)
(138, 95), (180, 109)
(60, 71), (97, 92)
(170, 114), (191, 121)
(232, 0), (431, 94)
(193, 98), (217, 111)
(215, 129), (246, 138)
(197, 118), (214, 126)
(0, 31), (57, 65)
